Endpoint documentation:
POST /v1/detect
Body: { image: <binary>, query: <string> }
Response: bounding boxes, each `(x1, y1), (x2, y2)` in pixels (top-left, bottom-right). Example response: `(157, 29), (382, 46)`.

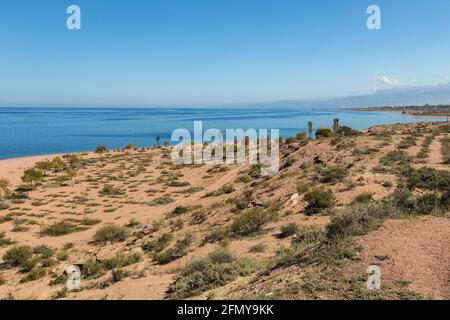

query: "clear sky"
(1, 0), (449, 107)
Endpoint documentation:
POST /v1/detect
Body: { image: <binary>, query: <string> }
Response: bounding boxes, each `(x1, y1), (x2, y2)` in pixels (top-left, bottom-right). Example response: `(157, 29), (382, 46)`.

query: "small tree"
(315, 128), (334, 139)
(50, 157), (65, 174)
(66, 169), (77, 187)
(308, 121), (314, 140)
(21, 168), (43, 186)
(156, 135), (161, 148)
(304, 189), (334, 215)
(66, 154), (81, 168)
(95, 146), (107, 158)
(124, 144), (134, 154)
(35, 161), (51, 176)
(0, 178), (11, 198)
(333, 118), (340, 134)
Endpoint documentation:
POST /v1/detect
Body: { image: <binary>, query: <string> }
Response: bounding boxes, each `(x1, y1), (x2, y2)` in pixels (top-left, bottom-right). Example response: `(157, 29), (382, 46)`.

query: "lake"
(0, 107), (444, 159)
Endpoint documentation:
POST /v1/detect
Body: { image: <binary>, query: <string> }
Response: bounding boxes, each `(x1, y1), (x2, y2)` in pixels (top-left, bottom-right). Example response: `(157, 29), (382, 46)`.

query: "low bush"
(249, 243), (266, 253)
(304, 189), (334, 215)
(380, 151), (411, 166)
(3, 245), (33, 267)
(100, 185), (124, 196)
(205, 185), (235, 197)
(142, 234), (172, 253)
(338, 126), (360, 137)
(231, 208), (277, 237)
(403, 167), (450, 192)
(20, 268), (46, 283)
(101, 252), (142, 270)
(167, 248), (257, 299)
(0, 232), (14, 248)
(414, 193), (441, 215)
(278, 223), (299, 239)
(111, 269), (129, 283)
(353, 192), (374, 204)
(315, 128), (334, 139)
(149, 196), (175, 206)
(296, 182), (310, 194)
(93, 224), (128, 243)
(326, 202), (393, 242)
(320, 165), (348, 183)
(153, 235), (193, 265)
(202, 228), (229, 245)
(33, 245), (54, 258)
(40, 221), (80, 237)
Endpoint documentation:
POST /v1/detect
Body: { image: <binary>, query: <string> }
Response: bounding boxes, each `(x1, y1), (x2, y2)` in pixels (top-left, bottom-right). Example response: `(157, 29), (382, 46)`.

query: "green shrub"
(404, 167), (450, 192)
(441, 137), (450, 164)
(398, 136), (417, 149)
(202, 228), (229, 245)
(93, 224), (128, 243)
(353, 192), (374, 204)
(326, 202), (392, 242)
(0, 232), (14, 248)
(414, 193), (440, 215)
(304, 189), (334, 215)
(102, 252), (142, 270)
(82, 259), (105, 279)
(33, 245), (54, 258)
(390, 187), (414, 213)
(380, 151), (411, 166)
(296, 182), (310, 194)
(20, 268), (46, 283)
(231, 208), (277, 237)
(249, 243), (266, 253)
(3, 245), (33, 267)
(0, 213), (14, 224)
(338, 126), (360, 137)
(440, 190), (450, 209)
(149, 196), (175, 206)
(320, 165), (348, 183)
(40, 221), (80, 237)
(292, 226), (325, 244)
(315, 128), (334, 139)
(21, 258), (38, 272)
(278, 223), (299, 239)
(166, 181), (191, 188)
(80, 219), (102, 226)
(111, 269), (129, 283)
(205, 185), (235, 197)
(167, 248), (257, 299)
(142, 234), (172, 253)
(100, 185), (124, 196)
(153, 235), (193, 265)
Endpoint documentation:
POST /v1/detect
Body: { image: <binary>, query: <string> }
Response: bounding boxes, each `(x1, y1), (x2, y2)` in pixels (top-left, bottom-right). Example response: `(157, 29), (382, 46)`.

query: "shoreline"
(348, 108), (449, 119)
(0, 120), (446, 186)
(1, 119), (446, 163)
(0, 152), (94, 186)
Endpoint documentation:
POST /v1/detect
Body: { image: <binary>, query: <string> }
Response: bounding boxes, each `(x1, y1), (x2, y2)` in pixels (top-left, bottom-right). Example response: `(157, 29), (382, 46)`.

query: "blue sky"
(1, 0), (449, 107)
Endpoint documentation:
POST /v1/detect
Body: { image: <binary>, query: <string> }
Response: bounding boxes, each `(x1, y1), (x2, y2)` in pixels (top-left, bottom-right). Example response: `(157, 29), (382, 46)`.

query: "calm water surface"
(0, 107), (444, 159)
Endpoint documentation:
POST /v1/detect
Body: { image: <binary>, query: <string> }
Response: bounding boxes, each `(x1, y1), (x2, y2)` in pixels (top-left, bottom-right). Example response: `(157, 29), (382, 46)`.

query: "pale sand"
(0, 153), (94, 186)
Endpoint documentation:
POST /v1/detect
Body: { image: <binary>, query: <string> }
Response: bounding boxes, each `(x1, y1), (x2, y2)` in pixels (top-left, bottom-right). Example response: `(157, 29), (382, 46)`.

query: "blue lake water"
(0, 107), (444, 160)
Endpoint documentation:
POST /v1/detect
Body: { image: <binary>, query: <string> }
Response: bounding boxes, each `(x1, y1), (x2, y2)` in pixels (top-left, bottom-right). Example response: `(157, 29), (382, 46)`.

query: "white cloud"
(375, 76), (403, 87)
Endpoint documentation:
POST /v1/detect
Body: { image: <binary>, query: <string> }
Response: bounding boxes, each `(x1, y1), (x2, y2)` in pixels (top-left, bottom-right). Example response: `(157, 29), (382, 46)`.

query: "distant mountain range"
(252, 82), (450, 109)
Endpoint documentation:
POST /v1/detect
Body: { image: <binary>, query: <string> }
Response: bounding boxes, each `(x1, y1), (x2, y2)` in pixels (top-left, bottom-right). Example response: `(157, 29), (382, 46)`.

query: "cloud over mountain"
(253, 82), (450, 109)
